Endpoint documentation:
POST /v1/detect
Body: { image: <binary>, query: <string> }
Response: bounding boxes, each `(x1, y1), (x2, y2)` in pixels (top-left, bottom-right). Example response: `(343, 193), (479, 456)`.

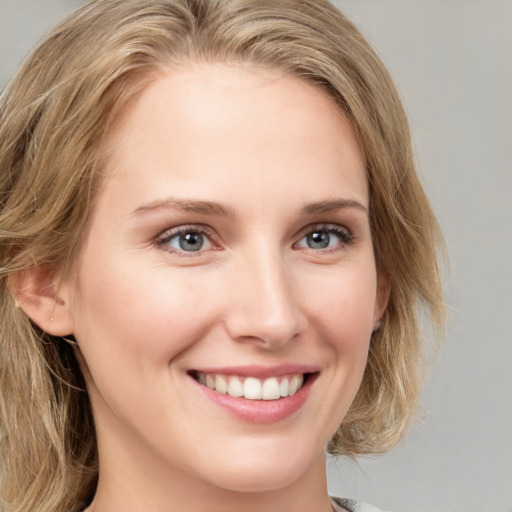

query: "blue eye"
(158, 227), (214, 253)
(296, 225), (352, 251)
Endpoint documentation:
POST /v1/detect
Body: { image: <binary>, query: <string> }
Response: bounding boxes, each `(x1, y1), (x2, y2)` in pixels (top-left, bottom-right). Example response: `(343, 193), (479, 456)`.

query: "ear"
(373, 273), (390, 331)
(11, 267), (74, 336)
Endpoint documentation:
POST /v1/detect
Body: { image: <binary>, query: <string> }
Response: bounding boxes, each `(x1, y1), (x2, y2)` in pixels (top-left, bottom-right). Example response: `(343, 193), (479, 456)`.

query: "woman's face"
(61, 64), (386, 493)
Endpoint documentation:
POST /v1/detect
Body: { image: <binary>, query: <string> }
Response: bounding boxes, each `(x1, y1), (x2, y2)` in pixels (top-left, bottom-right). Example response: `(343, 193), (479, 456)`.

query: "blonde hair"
(0, 1), (445, 510)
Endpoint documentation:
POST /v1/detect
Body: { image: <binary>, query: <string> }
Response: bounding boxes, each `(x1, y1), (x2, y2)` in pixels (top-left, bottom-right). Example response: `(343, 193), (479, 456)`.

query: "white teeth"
(227, 376), (243, 397)
(279, 378), (289, 397)
(215, 375), (228, 394)
(243, 377), (261, 399)
(196, 372), (306, 400)
(205, 374), (215, 389)
(288, 374), (303, 396)
(262, 377), (281, 400)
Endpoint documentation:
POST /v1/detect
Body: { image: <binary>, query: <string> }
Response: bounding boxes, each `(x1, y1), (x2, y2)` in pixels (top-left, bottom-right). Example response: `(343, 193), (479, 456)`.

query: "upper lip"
(188, 364), (320, 379)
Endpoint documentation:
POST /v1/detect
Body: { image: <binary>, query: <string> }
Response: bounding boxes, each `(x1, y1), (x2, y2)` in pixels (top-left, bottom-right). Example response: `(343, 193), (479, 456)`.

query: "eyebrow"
(302, 199), (368, 215)
(132, 198), (236, 217)
(132, 197), (367, 217)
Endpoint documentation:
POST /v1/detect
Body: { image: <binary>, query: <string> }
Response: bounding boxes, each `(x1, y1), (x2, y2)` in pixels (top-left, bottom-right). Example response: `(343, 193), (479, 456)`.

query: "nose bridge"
(225, 243), (301, 347)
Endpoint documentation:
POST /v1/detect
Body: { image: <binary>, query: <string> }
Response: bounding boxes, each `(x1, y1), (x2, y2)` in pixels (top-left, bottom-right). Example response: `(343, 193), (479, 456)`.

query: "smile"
(189, 367), (318, 423)
(192, 372), (305, 401)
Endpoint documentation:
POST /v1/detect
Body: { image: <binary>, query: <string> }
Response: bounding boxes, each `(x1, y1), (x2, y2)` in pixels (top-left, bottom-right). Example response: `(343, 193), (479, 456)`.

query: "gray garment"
(74, 496), (387, 511)
(331, 496), (389, 512)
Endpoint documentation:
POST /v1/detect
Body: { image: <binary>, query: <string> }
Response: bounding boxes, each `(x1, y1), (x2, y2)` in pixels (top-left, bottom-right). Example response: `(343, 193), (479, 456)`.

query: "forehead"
(95, 63), (368, 215)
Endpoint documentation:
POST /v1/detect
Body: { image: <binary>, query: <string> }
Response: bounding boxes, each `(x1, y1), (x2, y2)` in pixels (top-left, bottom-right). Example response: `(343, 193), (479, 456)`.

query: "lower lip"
(194, 375), (316, 424)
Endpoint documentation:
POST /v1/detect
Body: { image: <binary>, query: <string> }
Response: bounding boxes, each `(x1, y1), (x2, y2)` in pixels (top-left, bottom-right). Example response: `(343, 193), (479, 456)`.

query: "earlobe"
(10, 267), (74, 336)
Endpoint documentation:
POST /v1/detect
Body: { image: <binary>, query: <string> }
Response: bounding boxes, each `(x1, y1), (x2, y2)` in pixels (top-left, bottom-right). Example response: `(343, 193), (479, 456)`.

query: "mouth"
(189, 371), (311, 401)
(188, 366), (319, 423)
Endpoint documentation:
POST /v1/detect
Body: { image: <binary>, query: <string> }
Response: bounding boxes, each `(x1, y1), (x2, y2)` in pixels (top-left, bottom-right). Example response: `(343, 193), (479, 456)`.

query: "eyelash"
(155, 223), (354, 256)
(156, 225), (218, 256)
(294, 224), (354, 253)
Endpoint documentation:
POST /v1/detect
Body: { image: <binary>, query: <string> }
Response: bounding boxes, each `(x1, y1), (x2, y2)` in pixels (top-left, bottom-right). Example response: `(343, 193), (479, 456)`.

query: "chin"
(210, 466), (308, 493)
(192, 442), (325, 494)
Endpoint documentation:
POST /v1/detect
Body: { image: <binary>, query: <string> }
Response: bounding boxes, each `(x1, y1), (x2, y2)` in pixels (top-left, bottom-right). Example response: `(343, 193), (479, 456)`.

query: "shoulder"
(330, 496), (390, 512)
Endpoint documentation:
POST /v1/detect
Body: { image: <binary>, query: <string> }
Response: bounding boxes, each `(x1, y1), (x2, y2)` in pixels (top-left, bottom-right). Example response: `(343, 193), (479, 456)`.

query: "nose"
(223, 248), (302, 349)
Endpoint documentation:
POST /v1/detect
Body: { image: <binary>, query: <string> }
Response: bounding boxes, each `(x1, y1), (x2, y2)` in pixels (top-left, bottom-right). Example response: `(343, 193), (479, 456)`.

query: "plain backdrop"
(1, 1), (511, 511)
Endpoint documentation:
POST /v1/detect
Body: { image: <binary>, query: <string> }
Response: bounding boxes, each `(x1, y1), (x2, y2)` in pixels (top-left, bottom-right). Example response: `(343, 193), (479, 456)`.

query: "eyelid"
(156, 224), (219, 255)
(293, 223), (354, 250)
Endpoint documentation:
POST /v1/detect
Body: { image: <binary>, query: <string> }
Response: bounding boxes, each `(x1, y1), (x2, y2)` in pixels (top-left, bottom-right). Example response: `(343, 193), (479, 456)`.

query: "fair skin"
(20, 63), (386, 512)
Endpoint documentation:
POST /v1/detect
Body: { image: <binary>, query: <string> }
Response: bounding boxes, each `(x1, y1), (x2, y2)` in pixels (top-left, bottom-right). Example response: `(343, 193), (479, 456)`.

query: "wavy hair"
(0, 1), (445, 510)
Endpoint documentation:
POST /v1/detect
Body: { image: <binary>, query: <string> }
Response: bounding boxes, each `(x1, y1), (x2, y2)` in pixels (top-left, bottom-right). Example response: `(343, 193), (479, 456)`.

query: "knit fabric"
(331, 496), (389, 512)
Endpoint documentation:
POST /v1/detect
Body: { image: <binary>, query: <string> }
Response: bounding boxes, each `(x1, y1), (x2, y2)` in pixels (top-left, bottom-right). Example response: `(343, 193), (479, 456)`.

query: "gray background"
(1, 1), (511, 511)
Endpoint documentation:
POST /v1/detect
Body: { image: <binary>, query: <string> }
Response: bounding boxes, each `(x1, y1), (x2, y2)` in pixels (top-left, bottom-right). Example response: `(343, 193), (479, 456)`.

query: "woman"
(0, 1), (445, 511)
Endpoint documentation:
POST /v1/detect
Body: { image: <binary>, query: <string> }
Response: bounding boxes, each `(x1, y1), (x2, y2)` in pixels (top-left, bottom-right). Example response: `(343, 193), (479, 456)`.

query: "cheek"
(69, 255), (220, 378)
(298, 261), (378, 348)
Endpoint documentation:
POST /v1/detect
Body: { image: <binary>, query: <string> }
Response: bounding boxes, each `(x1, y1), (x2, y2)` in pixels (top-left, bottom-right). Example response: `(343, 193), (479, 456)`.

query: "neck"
(86, 437), (332, 512)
